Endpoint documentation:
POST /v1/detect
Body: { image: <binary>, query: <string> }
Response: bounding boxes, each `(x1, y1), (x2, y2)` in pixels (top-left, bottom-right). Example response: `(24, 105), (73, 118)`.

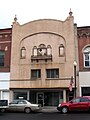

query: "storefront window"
(82, 87), (90, 96)
(44, 92), (59, 106)
(14, 92), (27, 100)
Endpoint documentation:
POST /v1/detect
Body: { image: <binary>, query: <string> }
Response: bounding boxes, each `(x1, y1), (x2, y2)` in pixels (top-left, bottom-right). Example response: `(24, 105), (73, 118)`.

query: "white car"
(0, 100), (8, 112)
(7, 99), (41, 113)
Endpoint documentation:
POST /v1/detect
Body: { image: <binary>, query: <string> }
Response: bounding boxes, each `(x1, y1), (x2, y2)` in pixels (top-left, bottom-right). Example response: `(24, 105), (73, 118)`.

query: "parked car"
(0, 100), (8, 112)
(7, 99), (41, 113)
(57, 96), (90, 114)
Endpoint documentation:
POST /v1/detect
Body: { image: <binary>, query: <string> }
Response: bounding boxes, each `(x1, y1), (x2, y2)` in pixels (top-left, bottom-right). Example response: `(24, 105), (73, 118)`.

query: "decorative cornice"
(78, 32), (90, 38)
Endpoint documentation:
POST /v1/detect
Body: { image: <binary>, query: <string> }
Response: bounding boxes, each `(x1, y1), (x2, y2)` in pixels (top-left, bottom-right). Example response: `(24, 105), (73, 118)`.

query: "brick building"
(78, 26), (90, 96)
(0, 28), (12, 102)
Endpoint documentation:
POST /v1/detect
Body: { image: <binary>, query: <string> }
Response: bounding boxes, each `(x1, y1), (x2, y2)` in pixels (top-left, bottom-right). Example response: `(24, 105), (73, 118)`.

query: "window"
(33, 46), (37, 56)
(46, 69), (59, 78)
(14, 92), (27, 100)
(31, 69), (41, 79)
(80, 97), (89, 102)
(31, 44), (52, 57)
(37, 44), (46, 56)
(0, 51), (4, 67)
(59, 44), (65, 56)
(18, 100), (27, 104)
(83, 46), (90, 67)
(10, 100), (18, 104)
(47, 45), (52, 56)
(72, 98), (80, 103)
(84, 53), (90, 67)
(20, 47), (26, 58)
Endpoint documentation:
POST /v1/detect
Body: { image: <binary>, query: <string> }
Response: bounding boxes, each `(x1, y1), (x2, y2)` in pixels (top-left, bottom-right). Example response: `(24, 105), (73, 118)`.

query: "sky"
(0, 0), (90, 28)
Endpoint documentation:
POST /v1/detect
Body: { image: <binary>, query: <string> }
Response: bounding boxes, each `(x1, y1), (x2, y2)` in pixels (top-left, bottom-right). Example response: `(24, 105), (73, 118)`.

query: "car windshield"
(10, 100), (18, 104)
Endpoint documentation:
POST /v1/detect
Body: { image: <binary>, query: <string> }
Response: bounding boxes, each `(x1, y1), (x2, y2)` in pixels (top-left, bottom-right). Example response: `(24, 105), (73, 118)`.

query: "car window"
(72, 98), (80, 103)
(80, 97), (89, 102)
(18, 100), (27, 104)
(18, 101), (24, 104)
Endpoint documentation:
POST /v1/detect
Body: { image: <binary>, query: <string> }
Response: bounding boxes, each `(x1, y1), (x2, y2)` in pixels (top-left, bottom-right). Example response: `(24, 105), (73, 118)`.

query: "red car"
(57, 96), (90, 113)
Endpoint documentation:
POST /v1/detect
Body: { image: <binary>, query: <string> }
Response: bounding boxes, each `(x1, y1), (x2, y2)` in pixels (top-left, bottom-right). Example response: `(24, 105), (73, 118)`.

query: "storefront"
(79, 72), (90, 96)
(12, 89), (74, 107)
(0, 73), (10, 102)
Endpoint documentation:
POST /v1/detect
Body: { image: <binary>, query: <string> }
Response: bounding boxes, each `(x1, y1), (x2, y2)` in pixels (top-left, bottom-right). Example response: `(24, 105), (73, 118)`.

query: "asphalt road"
(0, 112), (90, 120)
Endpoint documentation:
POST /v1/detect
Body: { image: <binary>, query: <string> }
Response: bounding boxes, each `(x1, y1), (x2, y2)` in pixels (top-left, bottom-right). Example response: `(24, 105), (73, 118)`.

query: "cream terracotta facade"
(10, 12), (78, 106)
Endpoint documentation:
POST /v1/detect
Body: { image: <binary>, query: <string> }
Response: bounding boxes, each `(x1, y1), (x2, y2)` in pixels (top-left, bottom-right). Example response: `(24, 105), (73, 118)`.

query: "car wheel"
(0, 108), (5, 113)
(61, 107), (68, 114)
(24, 108), (31, 113)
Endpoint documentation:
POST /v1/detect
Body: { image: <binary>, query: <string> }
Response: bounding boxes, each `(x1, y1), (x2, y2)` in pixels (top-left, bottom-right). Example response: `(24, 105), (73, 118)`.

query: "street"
(0, 112), (90, 120)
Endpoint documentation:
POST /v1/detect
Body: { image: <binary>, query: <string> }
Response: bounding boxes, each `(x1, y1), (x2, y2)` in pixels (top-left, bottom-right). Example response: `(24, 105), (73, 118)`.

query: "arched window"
(20, 47), (26, 58)
(38, 44), (46, 56)
(47, 45), (52, 56)
(59, 44), (65, 56)
(83, 46), (90, 67)
(33, 46), (37, 56)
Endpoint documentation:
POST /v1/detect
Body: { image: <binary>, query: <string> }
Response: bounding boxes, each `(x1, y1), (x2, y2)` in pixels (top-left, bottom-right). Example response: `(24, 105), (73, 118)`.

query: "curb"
(41, 107), (58, 113)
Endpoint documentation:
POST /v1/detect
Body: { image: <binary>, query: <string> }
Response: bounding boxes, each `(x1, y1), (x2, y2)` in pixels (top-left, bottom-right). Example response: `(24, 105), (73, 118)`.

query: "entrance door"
(37, 93), (44, 107)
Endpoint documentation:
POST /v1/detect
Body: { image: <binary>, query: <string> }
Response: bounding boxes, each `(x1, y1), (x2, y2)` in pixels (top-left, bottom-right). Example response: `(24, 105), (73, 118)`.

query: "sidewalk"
(41, 107), (58, 113)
